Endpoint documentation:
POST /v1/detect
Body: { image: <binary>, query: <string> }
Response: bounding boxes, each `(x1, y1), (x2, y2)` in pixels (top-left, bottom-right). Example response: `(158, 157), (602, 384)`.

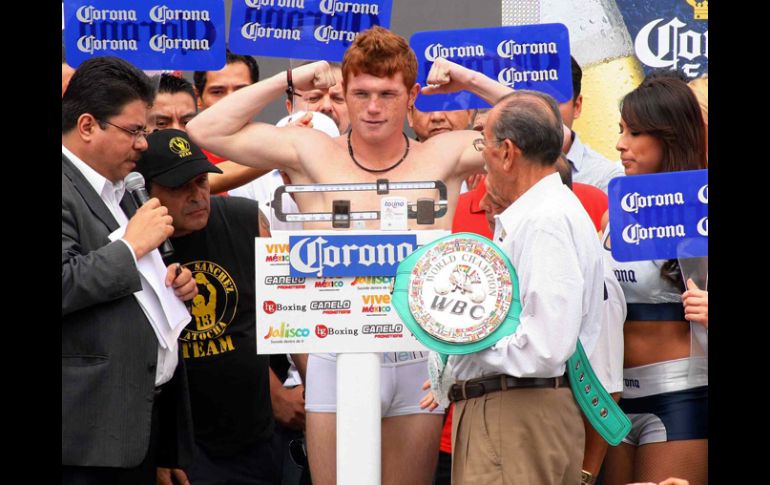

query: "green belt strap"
(567, 341), (631, 446)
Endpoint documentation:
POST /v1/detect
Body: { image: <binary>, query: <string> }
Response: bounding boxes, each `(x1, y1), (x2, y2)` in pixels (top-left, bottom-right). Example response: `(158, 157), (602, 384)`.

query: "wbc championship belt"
(392, 233), (521, 355)
(392, 233), (631, 446)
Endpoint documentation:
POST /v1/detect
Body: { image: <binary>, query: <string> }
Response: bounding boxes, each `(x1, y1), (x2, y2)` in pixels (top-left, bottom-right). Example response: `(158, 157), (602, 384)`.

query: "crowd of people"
(63, 23), (708, 485)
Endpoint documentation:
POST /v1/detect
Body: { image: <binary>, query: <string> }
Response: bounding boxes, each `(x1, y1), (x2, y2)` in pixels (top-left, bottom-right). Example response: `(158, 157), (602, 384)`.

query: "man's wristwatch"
(581, 470), (596, 485)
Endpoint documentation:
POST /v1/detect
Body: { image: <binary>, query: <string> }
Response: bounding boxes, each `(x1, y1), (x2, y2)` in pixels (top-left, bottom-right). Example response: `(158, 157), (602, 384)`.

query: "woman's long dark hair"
(620, 75), (708, 289)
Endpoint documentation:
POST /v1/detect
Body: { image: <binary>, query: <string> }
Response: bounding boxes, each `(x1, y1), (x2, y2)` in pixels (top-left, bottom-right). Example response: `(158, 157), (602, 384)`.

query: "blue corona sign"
(63, 0), (226, 70)
(289, 234), (416, 277)
(410, 24), (572, 112)
(229, 0), (393, 61)
(608, 169), (708, 262)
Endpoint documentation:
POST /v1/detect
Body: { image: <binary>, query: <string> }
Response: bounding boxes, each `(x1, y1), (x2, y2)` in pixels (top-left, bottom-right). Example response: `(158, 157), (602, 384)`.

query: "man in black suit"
(62, 56), (198, 484)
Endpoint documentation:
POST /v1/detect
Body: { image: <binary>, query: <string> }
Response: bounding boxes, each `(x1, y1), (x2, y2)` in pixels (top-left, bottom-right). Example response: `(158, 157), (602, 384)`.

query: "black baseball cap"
(136, 129), (222, 188)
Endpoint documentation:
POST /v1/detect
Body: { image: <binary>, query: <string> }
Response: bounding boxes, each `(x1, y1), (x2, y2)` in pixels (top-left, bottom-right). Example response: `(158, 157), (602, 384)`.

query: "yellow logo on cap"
(686, 0), (708, 20)
(169, 136), (192, 158)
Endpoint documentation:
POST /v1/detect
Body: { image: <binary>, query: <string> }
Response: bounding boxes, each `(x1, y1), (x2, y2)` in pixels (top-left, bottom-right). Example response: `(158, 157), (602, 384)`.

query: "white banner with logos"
(256, 230), (448, 353)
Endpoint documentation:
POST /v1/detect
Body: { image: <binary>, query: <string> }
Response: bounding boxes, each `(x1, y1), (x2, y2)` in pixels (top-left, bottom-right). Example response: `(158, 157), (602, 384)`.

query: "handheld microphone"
(124, 172), (174, 258)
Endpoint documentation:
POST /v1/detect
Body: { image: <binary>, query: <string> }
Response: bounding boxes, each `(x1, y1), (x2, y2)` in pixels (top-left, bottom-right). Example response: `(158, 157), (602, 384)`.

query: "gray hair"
(491, 90), (563, 166)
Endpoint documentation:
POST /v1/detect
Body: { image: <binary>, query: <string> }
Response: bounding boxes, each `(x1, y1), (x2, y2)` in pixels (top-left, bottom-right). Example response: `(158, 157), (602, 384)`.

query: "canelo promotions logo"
(407, 238), (512, 343)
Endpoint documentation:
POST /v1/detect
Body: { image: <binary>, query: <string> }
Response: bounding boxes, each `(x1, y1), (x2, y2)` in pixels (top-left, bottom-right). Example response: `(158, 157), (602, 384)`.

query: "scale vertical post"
(336, 352), (381, 484)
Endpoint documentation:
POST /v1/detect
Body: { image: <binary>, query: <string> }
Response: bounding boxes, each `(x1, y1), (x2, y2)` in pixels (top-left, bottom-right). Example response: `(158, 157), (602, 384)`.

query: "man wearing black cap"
(136, 129), (279, 485)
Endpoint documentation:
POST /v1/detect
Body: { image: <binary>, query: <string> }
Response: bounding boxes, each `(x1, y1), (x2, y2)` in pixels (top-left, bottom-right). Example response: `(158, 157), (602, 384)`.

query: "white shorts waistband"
(622, 357), (708, 399)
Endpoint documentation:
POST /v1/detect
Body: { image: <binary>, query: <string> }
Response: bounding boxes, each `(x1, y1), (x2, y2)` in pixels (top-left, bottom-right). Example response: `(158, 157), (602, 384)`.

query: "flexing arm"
(186, 62), (336, 175)
(422, 58), (513, 104)
(208, 163), (269, 194)
(421, 59), (514, 177)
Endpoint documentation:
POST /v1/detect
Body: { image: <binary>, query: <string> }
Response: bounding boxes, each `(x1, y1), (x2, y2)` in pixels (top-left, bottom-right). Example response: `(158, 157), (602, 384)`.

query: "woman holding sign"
(601, 76), (708, 485)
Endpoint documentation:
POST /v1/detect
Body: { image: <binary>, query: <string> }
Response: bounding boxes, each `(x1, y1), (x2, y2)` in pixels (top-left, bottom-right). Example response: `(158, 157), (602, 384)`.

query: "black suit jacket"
(62, 154), (193, 468)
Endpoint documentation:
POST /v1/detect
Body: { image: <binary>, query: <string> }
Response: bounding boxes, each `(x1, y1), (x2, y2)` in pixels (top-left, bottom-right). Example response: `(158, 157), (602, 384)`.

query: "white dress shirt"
(566, 132), (625, 193)
(450, 173), (605, 380)
(63, 145), (178, 386)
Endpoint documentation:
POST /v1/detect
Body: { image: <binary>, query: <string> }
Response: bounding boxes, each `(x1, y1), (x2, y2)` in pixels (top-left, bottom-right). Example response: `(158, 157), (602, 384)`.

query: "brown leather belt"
(449, 374), (568, 402)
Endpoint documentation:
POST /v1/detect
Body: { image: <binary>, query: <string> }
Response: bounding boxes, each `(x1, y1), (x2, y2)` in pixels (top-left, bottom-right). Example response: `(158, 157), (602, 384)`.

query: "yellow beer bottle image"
(503, 0), (646, 160)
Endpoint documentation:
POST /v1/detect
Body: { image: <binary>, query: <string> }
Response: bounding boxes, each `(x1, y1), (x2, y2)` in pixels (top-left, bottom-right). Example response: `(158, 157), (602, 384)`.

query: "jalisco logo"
(290, 236), (415, 277)
(314, 324), (358, 338)
(361, 294), (391, 313)
(620, 191), (685, 214)
(635, 16), (708, 78)
(77, 36), (138, 54)
(497, 67), (558, 88)
(319, 0), (380, 16)
(180, 261), (238, 359)
(75, 6), (137, 24)
(264, 276), (306, 289)
(150, 35), (210, 54)
(314, 25), (358, 44)
(621, 223), (686, 245)
(169, 136), (192, 158)
(242, 22), (301, 41)
(246, 0), (306, 10)
(424, 43), (485, 62)
(697, 184), (708, 204)
(351, 276), (392, 286)
(264, 322), (311, 339)
(496, 40), (558, 60)
(696, 217), (708, 236)
(149, 5), (210, 23)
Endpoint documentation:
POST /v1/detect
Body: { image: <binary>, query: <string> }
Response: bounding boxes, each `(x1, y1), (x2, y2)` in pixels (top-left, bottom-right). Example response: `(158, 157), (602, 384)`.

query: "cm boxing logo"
(179, 261), (239, 359)
(289, 234), (417, 277)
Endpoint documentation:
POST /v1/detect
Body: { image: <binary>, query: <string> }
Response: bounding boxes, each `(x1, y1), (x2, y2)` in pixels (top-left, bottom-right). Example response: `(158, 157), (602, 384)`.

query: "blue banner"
(229, 0), (392, 61)
(64, 0), (226, 70)
(289, 234), (417, 277)
(608, 170), (707, 262)
(410, 24), (571, 112)
(615, 0), (708, 79)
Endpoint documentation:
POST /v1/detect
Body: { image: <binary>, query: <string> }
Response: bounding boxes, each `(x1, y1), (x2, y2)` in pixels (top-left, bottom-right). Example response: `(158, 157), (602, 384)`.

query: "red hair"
(342, 26), (417, 91)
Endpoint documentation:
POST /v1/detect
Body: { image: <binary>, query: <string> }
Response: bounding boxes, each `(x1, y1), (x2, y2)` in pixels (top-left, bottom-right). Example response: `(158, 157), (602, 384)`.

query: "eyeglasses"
(473, 137), (503, 152)
(473, 138), (487, 152)
(99, 119), (151, 140)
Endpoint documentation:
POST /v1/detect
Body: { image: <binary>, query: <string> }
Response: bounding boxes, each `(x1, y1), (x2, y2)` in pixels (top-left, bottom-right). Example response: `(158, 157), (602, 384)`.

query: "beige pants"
(451, 387), (584, 485)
